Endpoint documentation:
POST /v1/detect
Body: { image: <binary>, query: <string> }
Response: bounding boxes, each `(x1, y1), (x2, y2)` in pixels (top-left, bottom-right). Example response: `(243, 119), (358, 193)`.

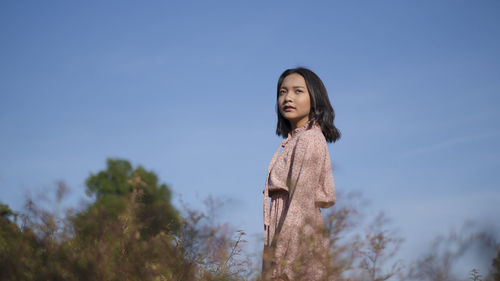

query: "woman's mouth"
(283, 105), (295, 112)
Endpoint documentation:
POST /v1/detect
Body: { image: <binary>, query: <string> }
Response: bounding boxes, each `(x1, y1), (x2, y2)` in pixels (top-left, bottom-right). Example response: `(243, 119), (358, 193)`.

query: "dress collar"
(283, 120), (319, 146)
(289, 120), (317, 136)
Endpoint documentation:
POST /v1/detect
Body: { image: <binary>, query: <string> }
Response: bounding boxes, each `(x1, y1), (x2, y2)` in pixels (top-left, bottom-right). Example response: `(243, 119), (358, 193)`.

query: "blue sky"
(1, 0), (499, 273)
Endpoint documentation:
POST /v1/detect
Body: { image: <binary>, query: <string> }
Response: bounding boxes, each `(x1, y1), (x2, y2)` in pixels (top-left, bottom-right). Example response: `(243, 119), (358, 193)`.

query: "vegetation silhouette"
(1, 158), (498, 280)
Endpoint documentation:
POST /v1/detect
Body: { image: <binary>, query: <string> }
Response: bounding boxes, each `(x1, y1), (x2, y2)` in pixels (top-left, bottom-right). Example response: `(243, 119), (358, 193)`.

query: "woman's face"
(278, 73), (311, 130)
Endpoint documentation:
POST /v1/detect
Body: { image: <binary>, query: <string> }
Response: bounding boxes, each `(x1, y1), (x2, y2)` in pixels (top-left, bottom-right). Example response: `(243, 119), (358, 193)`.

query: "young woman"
(262, 67), (340, 280)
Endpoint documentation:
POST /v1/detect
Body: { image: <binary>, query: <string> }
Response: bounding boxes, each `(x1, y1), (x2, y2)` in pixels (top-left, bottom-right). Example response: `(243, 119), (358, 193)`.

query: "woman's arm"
(288, 130), (336, 208)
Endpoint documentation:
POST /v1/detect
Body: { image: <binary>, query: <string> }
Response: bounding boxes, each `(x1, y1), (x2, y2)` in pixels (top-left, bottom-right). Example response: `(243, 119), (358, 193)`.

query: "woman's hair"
(276, 67), (341, 143)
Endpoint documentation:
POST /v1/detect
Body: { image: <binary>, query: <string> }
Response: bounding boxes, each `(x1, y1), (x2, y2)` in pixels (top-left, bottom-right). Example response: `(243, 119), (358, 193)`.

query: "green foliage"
(0, 159), (249, 281)
(1, 162), (497, 281)
(82, 158), (180, 237)
(0, 193), (194, 281)
(0, 202), (28, 280)
(86, 159), (133, 197)
(1, 203), (15, 220)
(492, 250), (500, 281)
(66, 190), (193, 280)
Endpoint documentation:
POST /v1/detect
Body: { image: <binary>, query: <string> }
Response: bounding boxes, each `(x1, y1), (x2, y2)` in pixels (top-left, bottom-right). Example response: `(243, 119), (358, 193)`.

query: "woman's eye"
(279, 90), (286, 95)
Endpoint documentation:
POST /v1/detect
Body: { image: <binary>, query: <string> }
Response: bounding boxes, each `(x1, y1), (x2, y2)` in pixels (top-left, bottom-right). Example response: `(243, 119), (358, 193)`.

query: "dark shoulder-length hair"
(276, 67), (341, 143)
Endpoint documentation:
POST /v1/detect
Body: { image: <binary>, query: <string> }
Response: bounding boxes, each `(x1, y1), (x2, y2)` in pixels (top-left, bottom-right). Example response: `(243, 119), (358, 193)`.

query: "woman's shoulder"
(303, 125), (326, 141)
(297, 126), (327, 148)
(291, 126), (328, 161)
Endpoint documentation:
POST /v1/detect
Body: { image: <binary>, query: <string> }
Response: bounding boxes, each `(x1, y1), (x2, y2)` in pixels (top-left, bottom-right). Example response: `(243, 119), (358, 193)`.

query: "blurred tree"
(67, 159), (189, 280)
(492, 250), (500, 281)
(0, 160), (247, 281)
(0, 201), (61, 281)
(0, 202), (23, 279)
(0, 203), (15, 220)
(322, 193), (404, 281)
(77, 158), (180, 238)
(68, 189), (193, 280)
(407, 224), (498, 281)
(357, 213), (403, 281)
(470, 268), (482, 281)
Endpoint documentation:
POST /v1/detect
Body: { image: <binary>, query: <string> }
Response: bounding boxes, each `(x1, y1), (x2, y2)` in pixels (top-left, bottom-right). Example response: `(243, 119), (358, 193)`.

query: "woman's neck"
(290, 119), (311, 137)
(290, 117), (310, 131)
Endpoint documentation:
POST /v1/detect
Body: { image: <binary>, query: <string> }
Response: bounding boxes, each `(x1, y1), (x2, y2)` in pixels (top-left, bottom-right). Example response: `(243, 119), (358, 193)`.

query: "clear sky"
(1, 0), (499, 274)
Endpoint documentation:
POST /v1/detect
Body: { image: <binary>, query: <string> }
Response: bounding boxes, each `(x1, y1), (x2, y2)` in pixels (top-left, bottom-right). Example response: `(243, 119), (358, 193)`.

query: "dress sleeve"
(288, 131), (336, 209)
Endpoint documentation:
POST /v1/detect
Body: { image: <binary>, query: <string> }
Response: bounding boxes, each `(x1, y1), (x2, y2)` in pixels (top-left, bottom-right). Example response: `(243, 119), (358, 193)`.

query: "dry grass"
(1, 186), (498, 281)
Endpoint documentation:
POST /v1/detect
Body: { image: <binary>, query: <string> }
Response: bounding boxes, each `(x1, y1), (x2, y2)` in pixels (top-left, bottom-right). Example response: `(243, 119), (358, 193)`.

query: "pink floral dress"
(263, 122), (336, 280)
